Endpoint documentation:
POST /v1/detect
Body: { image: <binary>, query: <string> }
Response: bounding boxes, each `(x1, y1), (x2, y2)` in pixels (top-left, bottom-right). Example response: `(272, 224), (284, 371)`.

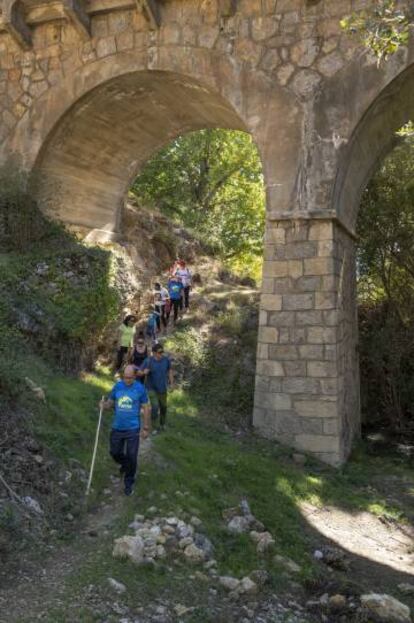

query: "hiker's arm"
(100, 398), (114, 410)
(169, 367), (174, 387)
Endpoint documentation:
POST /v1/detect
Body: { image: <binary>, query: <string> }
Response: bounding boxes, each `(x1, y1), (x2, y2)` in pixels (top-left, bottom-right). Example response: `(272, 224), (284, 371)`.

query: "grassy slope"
(22, 291), (414, 622)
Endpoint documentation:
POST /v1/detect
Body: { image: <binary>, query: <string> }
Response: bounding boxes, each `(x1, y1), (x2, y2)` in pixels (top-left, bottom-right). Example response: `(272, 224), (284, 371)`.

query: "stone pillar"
(253, 217), (360, 466)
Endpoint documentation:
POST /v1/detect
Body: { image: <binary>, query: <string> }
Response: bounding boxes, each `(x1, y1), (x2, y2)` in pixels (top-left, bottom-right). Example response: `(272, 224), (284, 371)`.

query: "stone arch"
(33, 69), (248, 233)
(334, 63), (414, 232)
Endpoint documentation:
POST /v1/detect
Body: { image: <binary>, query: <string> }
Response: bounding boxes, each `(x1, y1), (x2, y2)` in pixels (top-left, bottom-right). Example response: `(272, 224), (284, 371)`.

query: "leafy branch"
(341, 0), (411, 63)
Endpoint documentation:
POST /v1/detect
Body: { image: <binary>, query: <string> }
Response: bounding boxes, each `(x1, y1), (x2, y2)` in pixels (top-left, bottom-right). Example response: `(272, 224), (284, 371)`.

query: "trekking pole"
(85, 395), (105, 498)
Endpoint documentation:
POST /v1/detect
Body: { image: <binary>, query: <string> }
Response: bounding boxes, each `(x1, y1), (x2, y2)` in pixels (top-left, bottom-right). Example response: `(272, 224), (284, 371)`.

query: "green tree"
(130, 129), (265, 276)
(357, 129), (414, 432)
(341, 0), (411, 62)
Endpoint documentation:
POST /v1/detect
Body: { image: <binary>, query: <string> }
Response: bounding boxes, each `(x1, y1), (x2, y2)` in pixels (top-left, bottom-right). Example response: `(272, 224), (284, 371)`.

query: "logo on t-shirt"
(118, 396), (133, 410)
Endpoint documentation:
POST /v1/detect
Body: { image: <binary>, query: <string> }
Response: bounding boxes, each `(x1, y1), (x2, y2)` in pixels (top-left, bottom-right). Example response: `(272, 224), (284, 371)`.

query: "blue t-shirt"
(142, 356), (171, 393)
(109, 380), (149, 430)
(168, 280), (184, 301)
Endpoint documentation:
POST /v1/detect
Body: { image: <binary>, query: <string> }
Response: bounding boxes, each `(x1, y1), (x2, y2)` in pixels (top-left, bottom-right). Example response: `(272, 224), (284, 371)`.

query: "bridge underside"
(36, 71), (245, 232)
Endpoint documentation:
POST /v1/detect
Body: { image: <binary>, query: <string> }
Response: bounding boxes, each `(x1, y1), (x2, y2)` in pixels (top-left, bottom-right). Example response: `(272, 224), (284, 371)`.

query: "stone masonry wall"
(254, 217), (359, 465)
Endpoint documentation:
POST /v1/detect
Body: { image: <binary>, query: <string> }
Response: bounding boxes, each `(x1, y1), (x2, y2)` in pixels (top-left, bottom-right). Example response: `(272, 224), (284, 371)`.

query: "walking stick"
(85, 395), (105, 498)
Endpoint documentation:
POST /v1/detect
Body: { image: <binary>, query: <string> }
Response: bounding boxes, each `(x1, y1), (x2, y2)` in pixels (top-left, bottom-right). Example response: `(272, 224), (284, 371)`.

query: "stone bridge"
(0, 0), (413, 465)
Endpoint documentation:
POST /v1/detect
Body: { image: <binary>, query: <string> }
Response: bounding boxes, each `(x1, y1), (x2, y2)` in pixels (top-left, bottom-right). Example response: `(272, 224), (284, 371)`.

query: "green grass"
(16, 383), (413, 621)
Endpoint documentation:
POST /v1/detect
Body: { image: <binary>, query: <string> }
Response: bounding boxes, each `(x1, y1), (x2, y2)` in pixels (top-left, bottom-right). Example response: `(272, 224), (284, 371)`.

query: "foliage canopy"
(357, 129), (414, 434)
(131, 129), (265, 278)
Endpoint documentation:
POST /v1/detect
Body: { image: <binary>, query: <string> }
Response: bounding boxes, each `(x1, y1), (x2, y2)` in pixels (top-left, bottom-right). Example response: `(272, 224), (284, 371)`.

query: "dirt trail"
(0, 438), (153, 623)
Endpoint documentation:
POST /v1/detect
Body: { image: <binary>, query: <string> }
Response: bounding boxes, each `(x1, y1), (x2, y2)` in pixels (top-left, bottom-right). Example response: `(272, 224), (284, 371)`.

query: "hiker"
(130, 331), (148, 383)
(167, 274), (184, 325)
(153, 282), (170, 331)
(116, 314), (136, 372)
(146, 306), (160, 343)
(101, 364), (151, 496)
(175, 260), (192, 311)
(141, 343), (173, 433)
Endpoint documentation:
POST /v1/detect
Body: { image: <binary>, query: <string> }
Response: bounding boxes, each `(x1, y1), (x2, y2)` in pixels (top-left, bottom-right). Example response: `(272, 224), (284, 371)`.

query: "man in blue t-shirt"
(101, 365), (150, 496)
(141, 343), (173, 433)
(168, 275), (184, 325)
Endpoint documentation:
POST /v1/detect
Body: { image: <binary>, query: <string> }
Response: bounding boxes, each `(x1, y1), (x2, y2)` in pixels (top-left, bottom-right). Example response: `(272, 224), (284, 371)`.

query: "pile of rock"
(306, 591), (412, 622)
(113, 513), (213, 566)
(224, 499), (275, 554)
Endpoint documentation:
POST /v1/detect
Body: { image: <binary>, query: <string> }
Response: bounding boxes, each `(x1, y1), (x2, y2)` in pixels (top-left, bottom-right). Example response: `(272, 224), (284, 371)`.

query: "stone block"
(263, 260), (289, 278)
(294, 400), (337, 418)
(255, 375), (270, 392)
(269, 345), (298, 360)
(258, 326), (279, 343)
(116, 30), (134, 51)
(255, 391), (291, 410)
(290, 37), (320, 67)
(285, 241), (318, 259)
(308, 221), (334, 241)
(262, 278), (274, 294)
(298, 344), (324, 360)
(304, 257), (335, 276)
(287, 260), (303, 278)
(257, 343), (269, 360)
(295, 434), (340, 454)
(323, 419), (340, 435)
(308, 361), (337, 378)
(307, 326), (336, 344)
(322, 276), (336, 291)
(268, 311), (295, 328)
(261, 294), (282, 311)
(324, 345), (337, 361)
(259, 310), (268, 326)
(320, 379), (338, 395)
(284, 361), (306, 377)
(295, 275), (322, 292)
(315, 291), (337, 310)
(269, 378), (282, 392)
(300, 417), (324, 435)
(282, 377), (320, 394)
(282, 293), (313, 311)
(273, 277), (292, 294)
(323, 310), (339, 326)
(295, 311), (323, 326)
(256, 360), (284, 377)
(265, 225), (286, 244)
(278, 328), (290, 344)
(96, 36), (116, 58)
(317, 240), (335, 257)
(286, 223), (309, 243)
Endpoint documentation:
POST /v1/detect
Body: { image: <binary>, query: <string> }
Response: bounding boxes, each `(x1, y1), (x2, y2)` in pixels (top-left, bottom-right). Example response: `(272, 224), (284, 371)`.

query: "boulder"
(219, 576), (240, 592)
(329, 594), (347, 610)
(255, 531), (275, 553)
(193, 533), (214, 558)
(113, 535), (145, 564)
(239, 577), (258, 595)
(227, 516), (250, 534)
(273, 554), (301, 574)
(249, 569), (270, 587)
(183, 543), (206, 563)
(361, 593), (411, 623)
(107, 578), (126, 594)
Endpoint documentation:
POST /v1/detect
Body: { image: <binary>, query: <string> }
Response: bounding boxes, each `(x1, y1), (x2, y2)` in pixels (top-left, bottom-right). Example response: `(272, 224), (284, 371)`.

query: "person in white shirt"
(175, 260), (192, 311)
(153, 282), (170, 330)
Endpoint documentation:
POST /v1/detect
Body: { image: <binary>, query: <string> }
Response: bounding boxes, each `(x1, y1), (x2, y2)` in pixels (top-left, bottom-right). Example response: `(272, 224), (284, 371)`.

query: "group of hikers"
(100, 259), (192, 496)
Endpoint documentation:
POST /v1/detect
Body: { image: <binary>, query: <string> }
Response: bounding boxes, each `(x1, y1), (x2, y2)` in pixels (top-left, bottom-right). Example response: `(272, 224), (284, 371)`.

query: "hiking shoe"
(124, 485), (134, 496)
